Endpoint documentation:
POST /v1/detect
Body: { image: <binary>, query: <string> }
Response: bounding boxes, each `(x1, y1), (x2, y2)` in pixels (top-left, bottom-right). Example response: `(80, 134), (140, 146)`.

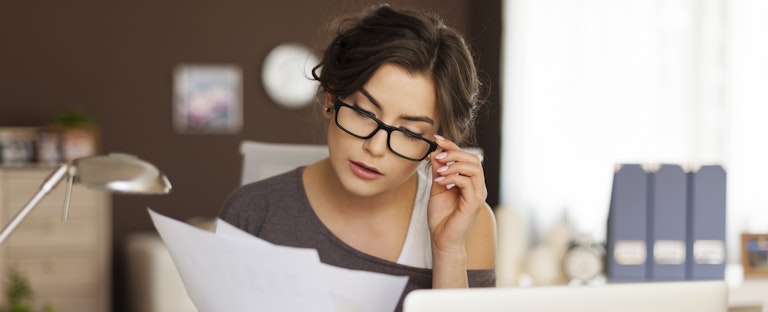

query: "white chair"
(239, 141), (329, 185)
(125, 232), (198, 312)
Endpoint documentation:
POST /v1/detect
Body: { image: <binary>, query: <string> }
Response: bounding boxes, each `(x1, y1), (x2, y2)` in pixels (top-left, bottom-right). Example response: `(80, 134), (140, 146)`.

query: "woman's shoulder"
(220, 167), (305, 226)
(228, 167), (304, 201)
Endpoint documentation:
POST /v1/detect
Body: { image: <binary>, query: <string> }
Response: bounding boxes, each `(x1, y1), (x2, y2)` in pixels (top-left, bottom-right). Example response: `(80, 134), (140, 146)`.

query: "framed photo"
(173, 64), (242, 134)
(741, 233), (768, 277)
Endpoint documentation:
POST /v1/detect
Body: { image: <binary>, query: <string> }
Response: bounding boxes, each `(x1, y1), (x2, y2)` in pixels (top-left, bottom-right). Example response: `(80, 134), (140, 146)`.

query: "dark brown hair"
(312, 4), (483, 145)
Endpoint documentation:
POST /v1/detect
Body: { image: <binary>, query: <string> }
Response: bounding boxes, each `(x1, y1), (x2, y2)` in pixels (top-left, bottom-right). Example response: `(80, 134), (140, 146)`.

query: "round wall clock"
(261, 42), (320, 109)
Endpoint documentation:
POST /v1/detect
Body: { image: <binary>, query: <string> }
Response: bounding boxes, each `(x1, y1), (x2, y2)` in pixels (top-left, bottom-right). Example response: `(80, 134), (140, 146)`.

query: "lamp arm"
(0, 164), (71, 245)
(62, 173), (75, 221)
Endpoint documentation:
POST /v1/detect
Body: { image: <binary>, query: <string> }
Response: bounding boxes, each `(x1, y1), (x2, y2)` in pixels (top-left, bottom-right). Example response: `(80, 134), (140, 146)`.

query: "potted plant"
(0, 267), (55, 312)
(49, 109), (99, 162)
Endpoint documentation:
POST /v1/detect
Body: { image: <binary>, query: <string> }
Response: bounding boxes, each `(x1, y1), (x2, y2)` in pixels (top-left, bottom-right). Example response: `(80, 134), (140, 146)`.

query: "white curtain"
(724, 0), (768, 262)
(501, 0), (768, 263)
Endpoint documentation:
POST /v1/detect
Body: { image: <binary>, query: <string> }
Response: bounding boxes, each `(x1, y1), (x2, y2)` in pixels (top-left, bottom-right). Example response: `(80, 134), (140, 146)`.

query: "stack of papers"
(148, 209), (408, 312)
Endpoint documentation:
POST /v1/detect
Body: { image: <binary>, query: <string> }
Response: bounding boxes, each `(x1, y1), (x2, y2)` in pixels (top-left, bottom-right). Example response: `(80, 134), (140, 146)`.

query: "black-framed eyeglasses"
(333, 99), (438, 162)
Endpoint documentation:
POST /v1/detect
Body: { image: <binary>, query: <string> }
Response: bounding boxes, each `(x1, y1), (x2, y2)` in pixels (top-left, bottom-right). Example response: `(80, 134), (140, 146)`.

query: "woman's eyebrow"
(360, 88), (435, 125)
(360, 88), (382, 110)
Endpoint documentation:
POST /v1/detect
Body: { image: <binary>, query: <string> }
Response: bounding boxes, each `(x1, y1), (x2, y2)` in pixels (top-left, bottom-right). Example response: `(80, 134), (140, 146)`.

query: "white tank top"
(395, 162), (433, 268)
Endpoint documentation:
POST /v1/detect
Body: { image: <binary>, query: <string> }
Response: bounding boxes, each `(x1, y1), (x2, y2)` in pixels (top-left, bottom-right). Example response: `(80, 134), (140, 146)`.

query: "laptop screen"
(404, 281), (728, 312)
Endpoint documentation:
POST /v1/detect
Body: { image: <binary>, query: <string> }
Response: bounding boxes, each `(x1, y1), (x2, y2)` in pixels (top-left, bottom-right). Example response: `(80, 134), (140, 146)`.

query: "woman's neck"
(303, 158), (419, 261)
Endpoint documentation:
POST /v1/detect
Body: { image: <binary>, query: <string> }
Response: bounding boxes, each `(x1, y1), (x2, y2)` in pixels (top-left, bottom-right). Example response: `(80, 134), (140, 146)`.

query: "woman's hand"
(427, 135), (488, 257)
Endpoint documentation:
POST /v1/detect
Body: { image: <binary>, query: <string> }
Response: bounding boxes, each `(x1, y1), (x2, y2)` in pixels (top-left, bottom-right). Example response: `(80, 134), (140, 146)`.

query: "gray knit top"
(220, 167), (496, 311)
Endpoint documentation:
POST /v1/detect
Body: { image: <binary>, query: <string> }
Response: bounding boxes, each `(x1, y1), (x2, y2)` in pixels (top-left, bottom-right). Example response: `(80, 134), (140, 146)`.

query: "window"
(501, 0), (768, 263)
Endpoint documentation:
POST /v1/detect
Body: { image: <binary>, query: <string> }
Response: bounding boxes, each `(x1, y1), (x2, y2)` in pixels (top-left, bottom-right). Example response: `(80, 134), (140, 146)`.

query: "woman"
(221, 4), (496, 310)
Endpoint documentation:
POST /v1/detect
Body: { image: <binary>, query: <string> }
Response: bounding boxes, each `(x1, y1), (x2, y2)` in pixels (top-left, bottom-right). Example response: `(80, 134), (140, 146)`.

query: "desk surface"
(726, 264), (768, 312)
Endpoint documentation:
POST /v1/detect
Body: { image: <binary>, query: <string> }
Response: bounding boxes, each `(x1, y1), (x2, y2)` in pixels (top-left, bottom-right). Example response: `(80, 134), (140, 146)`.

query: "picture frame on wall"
(741, 233), (768, 278)
(173, 64), (243, 134)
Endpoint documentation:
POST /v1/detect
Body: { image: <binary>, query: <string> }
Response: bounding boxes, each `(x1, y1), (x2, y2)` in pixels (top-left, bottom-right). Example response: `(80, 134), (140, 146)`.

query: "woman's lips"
(349, 161), (383, 180)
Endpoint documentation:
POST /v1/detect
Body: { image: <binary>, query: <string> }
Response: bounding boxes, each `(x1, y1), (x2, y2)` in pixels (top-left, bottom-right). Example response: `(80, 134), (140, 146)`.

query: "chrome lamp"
(0, 153), (172, 245)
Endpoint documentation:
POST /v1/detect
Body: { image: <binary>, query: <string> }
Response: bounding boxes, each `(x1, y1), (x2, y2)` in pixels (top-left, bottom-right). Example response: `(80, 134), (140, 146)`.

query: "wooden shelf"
(0, 166), (111, 312)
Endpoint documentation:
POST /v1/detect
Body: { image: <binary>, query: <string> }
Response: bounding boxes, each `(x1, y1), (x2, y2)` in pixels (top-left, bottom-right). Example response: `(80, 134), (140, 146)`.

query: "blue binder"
(607, 164), (648, 282)
(687, 165), (727, 280)
(647, 164), (687, 281)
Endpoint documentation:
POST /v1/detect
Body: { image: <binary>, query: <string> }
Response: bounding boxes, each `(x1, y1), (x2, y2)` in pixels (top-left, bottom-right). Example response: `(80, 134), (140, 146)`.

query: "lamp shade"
(0, 153), (172, 245)
(72, 153), (171, 194)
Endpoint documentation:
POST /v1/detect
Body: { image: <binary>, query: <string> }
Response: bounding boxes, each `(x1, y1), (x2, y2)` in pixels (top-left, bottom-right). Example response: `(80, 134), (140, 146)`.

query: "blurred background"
(1, 0), (767, 310)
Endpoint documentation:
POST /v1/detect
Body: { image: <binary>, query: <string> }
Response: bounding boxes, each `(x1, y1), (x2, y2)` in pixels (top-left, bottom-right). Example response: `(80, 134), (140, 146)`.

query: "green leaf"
(1, 267), (57, 312)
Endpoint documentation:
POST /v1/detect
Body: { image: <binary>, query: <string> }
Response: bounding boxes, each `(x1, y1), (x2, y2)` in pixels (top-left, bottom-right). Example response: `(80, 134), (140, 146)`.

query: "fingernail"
(435, 152), (447, 160)
(434, 176), (446, 182)
(434, 134), (445, 141)
(437, 165), (449, 173)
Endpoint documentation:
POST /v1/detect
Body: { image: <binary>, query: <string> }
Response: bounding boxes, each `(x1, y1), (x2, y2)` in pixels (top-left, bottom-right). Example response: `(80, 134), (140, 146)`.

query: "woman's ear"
(322, 92), (335, 119)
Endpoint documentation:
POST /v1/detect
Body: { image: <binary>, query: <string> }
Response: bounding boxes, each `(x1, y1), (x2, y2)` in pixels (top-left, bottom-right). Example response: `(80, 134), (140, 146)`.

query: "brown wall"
(0, 1), (500, 310)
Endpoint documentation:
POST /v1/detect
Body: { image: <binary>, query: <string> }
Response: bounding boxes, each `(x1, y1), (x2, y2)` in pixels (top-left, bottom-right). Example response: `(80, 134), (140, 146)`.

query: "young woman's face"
(326, 63), (439, 197)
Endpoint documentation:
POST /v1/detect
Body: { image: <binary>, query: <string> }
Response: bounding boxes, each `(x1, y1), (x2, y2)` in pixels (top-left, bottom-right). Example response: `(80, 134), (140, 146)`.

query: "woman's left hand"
(427, 135), (488, 255)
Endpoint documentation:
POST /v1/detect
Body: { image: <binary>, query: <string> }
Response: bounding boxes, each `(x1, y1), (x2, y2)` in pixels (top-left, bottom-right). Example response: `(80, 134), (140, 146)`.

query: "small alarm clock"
(562, 239), (605, 283)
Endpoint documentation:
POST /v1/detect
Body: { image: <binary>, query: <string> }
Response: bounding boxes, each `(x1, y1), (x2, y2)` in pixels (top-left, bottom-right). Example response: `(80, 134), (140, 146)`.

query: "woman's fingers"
(432, 135), (483, 164)
(430, 135), (487, 201)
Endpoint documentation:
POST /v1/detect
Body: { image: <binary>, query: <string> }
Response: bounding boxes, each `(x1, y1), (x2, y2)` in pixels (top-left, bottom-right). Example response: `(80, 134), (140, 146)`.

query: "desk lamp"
(0, 153), (172, 245)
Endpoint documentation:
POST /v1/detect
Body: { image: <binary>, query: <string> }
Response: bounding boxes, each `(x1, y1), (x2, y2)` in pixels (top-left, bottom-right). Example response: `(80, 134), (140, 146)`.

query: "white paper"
(149, 209), (408, 312)
(213, 219), (409, 312)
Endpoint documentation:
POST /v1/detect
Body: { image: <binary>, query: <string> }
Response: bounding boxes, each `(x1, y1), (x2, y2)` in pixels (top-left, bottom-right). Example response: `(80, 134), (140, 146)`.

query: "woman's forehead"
(361, 64), (437, 118)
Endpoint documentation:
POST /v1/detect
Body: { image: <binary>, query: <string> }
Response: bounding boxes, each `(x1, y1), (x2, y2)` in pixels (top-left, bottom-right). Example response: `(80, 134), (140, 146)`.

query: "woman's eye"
(402, 134), (423, 142)
(400, 128), (426, 139)
(354, 106), (376, 118)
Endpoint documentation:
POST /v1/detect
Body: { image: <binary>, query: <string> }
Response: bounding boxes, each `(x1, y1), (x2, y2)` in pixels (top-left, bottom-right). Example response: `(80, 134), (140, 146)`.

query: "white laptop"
(404, 281), (728, 312)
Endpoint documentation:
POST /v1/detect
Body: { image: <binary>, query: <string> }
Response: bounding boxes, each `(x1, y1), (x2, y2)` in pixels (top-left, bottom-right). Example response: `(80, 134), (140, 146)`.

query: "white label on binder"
(614, 240), (646, 265)
(693, 240), (725, 264)
(654, 240), (686, 264)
